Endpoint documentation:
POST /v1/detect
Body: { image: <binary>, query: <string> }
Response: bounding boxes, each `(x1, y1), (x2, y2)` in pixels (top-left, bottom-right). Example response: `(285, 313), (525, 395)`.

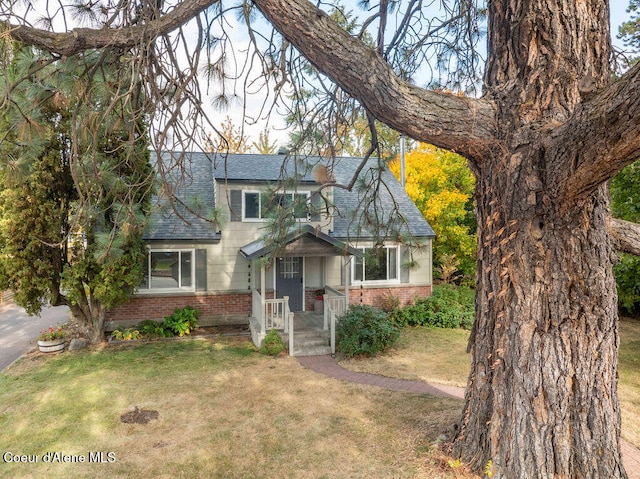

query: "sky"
(611, 0), (631, 43)
(216, 1), (635, 151)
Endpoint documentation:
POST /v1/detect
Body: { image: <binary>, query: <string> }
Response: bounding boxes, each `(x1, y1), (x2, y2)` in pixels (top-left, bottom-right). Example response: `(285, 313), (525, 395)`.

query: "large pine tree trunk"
(452, 150), (626, 477)
(449, 1), (628, 476)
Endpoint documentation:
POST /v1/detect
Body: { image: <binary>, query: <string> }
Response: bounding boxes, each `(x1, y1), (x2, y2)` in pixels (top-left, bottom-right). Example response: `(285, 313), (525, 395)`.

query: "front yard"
(2, 318), (638, 478)
(0, 337), (476, 479)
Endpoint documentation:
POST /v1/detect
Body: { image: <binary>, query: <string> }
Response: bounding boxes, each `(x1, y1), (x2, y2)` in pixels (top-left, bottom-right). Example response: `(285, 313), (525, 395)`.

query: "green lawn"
(339, 326), (471, 387)
(3, 319), (637, 478)
(0, 337), (475, 479)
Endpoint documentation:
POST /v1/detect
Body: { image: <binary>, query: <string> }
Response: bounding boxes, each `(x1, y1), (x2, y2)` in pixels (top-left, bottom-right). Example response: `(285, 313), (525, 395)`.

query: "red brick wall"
(105, 292), (252, 326)
(348, 285), (432, 309)
(304, 285), (432, 311)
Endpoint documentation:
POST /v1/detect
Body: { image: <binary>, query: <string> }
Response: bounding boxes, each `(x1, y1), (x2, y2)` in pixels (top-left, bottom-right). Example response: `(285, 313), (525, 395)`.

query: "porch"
(240, 225), (358, 356)
(249, 286), (348, 356)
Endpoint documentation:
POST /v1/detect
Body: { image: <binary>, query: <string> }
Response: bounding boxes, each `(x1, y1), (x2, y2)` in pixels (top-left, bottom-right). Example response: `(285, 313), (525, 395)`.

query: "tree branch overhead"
(252, 0), (498, 163)
(5, 0), (218, 57)
(549, 62), (640, 207)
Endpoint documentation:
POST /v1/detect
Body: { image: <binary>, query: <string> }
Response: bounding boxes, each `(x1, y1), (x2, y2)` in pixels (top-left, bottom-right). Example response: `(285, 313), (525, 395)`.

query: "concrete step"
(280, 330), (329, 342)
(283, 330), (332, 356)
(293, 345), (332, 357)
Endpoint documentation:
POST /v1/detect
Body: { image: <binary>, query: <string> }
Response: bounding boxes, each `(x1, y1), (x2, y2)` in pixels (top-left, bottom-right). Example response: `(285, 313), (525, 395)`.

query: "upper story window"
(243, 191), (310, 221)
(353, 246), (399, 283)
(139, 249), (195, 292)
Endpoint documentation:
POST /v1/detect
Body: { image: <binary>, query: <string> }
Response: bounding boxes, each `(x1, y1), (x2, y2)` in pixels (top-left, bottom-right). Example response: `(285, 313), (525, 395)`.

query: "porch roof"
(239, 224), (361, 260)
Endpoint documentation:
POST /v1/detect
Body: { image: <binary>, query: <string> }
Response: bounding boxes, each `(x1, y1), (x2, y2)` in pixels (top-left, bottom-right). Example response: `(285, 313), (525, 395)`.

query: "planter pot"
(37, 338), (66, 353)
(314, 300), (324, 313)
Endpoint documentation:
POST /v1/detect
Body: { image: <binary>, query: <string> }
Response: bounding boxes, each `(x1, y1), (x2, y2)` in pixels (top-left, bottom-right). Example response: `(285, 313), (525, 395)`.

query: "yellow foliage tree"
(390, 143), (476, 282)
(207, 116), (249, 154)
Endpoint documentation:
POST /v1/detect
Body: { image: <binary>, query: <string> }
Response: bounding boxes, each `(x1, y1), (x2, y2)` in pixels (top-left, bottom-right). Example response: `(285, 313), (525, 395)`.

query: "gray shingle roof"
(239, 224), (361, 260)
(329, 157), (435, 240)
(144, 151), (435, 242)
(211, 152), (319, 183)
(143, 151), (221, 242)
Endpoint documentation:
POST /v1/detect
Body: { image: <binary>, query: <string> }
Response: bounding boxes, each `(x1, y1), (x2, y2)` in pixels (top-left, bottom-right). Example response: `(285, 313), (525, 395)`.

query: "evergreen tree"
(0, 46), (153, 342)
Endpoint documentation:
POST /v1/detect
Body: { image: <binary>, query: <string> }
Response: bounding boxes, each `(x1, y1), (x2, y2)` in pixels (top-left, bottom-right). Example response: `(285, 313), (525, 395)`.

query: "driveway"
(0, 302), (70, 371)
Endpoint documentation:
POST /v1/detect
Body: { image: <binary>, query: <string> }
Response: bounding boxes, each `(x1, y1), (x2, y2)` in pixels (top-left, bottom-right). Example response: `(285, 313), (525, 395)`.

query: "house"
(105, 151), (435, 354)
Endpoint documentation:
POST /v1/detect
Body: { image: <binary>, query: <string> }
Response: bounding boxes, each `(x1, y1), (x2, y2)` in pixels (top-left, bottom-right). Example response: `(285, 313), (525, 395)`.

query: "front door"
(276, 257), (303, 312)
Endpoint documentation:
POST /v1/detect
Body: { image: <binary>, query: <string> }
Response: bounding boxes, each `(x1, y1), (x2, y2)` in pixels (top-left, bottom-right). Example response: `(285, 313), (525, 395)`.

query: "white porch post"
(250, 259), (256, 291)
(260, 264), (266, 332)
(343, 257), (350, 308)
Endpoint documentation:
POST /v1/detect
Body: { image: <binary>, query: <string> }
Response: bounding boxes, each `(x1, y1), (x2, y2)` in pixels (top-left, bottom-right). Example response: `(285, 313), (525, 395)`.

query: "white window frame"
(352, 245), (401, 285)
(242, 190), (264, 222)
(242, 190), (311, 222)
(139, 249), (196, 293)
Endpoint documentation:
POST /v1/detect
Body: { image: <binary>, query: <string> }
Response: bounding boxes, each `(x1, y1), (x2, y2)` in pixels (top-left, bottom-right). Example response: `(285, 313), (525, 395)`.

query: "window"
(243, 192), (262, 219)
(242, 190), (310, 221)
(139, 250), (195, 291)
(278, 257), (300, 279)
(353, 246), (399, 283)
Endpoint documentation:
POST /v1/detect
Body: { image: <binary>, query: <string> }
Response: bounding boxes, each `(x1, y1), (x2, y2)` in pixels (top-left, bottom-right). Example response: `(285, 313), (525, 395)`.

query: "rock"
(68, 338), (90, 351)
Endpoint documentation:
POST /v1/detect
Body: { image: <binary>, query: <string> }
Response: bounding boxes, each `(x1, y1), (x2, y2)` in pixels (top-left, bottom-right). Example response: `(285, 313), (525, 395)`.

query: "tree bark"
(452, 150), (626, 477)
(445, 1), (627, 476)
(609, 218), (640, 256)
(547, 62), (640, 208)
(68, 299), (106, 345)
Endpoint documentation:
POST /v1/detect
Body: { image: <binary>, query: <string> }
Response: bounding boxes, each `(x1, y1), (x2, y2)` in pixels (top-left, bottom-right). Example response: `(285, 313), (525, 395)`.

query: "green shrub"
(136, 319), (173, 338)
(111, 327), (141, 341)
(163, 306), (200, 337)
(260, 329), (286, 356)
(336, 305), (400, 358)
(391, 285), (474, 329)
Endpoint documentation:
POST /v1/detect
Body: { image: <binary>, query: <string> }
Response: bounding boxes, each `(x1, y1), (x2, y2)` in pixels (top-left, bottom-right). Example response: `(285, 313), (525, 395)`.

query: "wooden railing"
(252, 289), (290, 333)
(264, 296), (289, 331)
(324, 286), (347, 355)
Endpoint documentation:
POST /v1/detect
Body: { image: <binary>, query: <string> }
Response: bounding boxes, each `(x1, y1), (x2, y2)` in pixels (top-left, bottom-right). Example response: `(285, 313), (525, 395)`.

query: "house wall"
(105, 183), (434, 328)
(216, 182), (332, 291)
(349, 284), (432, 308)
(324, 240), (433, 307)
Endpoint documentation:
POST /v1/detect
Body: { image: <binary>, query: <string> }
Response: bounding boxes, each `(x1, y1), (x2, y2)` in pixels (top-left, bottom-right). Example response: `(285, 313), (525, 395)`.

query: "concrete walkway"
(297, 354), (640, 479)
(0, 303), (70, 371)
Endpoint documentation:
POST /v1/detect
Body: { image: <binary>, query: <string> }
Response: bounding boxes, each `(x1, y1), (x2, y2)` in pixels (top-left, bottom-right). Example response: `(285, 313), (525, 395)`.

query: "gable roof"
(329, 157), (435, 240)
(144, 151), (435, 242)
(212, 153), (319, 184)
(239, 224), (361, 260)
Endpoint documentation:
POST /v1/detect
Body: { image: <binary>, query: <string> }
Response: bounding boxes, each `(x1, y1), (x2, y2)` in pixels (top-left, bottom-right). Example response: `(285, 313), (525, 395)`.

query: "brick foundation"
(105, 285), (432, 330)
(304, 285), (432, 312)
(105, 292), (252, 330)
(348, 285), (432, 309)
